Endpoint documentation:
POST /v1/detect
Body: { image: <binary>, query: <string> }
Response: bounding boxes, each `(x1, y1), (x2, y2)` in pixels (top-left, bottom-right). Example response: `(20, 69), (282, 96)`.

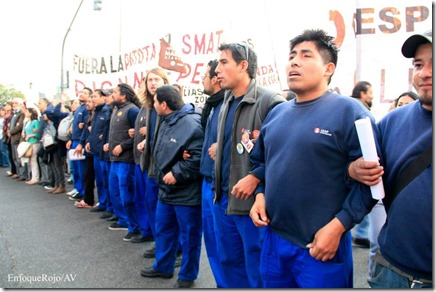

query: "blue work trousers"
(202, 179), (225, 288)
(134, 164), (153, 237)
(144, 169), (159, 237)
(260, 227), (353, 288)
(72, 141), (86, 195)
(153, 201), (202, 281)
(213, 199), (264, 288)
(109, 161), (138, 232)
(93, 156), (110, 211)
(103, 161), (113, 213)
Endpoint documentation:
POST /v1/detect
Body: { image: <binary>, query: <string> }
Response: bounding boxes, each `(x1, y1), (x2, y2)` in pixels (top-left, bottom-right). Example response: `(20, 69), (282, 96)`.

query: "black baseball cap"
(401, 30), (432, 58)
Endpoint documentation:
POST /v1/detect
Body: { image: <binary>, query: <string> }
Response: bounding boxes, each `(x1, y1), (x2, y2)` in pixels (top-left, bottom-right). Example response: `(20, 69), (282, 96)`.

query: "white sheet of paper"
(68, 149), (86, 161)
(355, 117), (385, 200)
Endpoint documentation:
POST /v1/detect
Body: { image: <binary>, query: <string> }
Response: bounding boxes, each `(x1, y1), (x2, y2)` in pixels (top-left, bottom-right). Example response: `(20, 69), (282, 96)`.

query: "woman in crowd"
(395, 91), (418, 108)
(23, 107), (40, 185)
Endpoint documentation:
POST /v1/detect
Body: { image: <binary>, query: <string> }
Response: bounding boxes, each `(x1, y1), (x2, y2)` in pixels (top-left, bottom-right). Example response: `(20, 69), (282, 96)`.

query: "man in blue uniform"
(249, 29), (378, 288)
(86, 89), (113, 214)
(199, 59), (225, 287)
(107, 84), (140, 241)
(140, 85), (204, 289)
(66, 88), (91, 200)
(350, 30), (432, 288)
(213, 43), (285, 288)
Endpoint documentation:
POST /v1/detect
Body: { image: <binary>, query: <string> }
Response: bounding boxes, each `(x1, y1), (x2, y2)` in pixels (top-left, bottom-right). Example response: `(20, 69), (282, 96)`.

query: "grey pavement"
(0, 171), (370, 289)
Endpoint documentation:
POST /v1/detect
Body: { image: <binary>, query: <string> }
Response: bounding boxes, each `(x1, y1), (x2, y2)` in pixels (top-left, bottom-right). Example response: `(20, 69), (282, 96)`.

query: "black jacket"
(153, 103), (204, 206)
(108, 102), (139, 163)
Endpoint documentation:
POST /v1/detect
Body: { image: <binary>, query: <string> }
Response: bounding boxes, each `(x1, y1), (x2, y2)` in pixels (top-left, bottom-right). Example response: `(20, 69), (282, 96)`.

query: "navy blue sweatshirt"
(200, 99), (223, 181)
(87, 104), (112, 160)
(377, 100), (432, 280)
(250, 92), (378, 248)
(218, 97), (242, 206)
(71, 103), (89, 142)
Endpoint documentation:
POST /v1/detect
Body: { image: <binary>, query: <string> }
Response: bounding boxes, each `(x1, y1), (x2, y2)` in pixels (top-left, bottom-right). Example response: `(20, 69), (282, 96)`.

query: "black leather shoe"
(106, 215), (118, 222)
(100, 212), (113, 219)
(143, 246), (156, 258)
(352, 237), (370, 248)
(140, 268), (173, 279)
(131, 234), (154, 243)
(174, 279), (194, 288)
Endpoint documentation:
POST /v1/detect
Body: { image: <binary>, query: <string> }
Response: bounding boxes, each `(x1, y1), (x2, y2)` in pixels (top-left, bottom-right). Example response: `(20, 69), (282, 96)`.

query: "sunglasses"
(236, 43), (250, 62)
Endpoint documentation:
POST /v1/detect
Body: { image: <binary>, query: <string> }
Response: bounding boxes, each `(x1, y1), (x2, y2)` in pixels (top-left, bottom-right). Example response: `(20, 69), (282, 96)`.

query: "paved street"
(0, 171), (370, 289)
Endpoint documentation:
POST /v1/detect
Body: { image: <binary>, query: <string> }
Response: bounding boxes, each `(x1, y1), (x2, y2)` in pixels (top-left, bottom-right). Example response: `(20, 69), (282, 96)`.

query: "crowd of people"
(0, 28), (432, 288)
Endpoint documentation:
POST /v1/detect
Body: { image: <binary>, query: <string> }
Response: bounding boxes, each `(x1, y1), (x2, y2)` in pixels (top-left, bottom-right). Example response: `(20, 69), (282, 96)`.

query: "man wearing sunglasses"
(213, 43), (285, 288)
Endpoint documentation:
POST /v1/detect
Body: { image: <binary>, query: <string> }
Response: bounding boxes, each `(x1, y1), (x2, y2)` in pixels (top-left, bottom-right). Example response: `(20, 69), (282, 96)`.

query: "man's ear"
(240, 60), (249, 72)
(211, 75), (220, 86)
(325, 63), (336, 77)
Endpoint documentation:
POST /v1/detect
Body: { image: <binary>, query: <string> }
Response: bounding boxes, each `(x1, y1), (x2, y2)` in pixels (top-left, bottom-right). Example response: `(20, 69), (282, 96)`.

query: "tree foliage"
(0, 83), (26, 105)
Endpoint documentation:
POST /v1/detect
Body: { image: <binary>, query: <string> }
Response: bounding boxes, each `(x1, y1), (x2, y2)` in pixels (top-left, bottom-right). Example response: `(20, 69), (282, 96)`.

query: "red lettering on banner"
(124, 43), (157, 70)
(190, 63), (204, 84)
(74, 80), (86, 96)
(176, 63), (191, 81)
(74, 71), (145, 96)
(133, 72), (145, 88)
(174, 62), (207, 84)
(181, 30), (224, 55)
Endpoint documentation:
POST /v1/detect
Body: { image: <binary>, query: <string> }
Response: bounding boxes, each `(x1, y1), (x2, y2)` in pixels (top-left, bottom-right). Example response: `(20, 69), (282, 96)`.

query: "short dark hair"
(172, 83), (183, 92)
(351, 81), (372, 99)
(208, 59), (219, 78)
(83, 87), (93, 96)
(290, 29), (338, 84)
(155, 85), (184, 111)
(218, 43), (257, 79)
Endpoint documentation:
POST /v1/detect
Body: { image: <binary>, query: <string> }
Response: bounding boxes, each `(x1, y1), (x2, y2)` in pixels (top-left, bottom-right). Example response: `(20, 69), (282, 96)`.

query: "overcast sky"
(0, 0), (314, 98)
(0, 0), (431, 109)
(1, 1), (72, 94)
(0, 0), (193, 96)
